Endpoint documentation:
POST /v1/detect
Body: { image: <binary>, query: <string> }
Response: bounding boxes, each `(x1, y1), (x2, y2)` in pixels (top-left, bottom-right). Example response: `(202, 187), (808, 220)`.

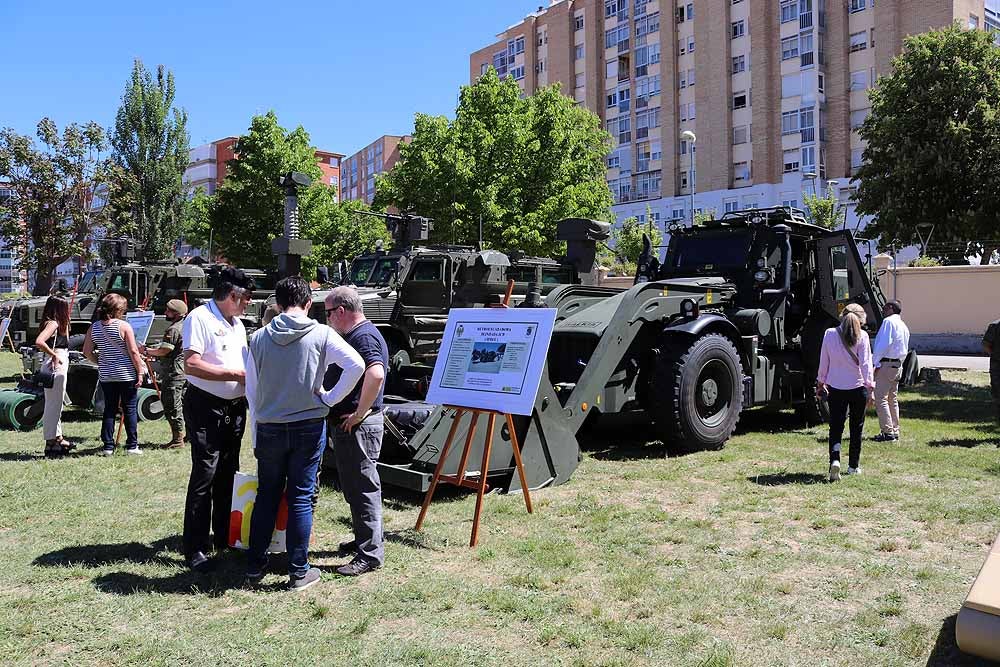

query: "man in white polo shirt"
(181, 266), (256, 572)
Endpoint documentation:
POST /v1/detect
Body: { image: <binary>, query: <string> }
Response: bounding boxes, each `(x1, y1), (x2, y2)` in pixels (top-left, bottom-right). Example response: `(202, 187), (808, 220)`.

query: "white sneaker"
(829, 460), (841, 482)
(846, 466), (861, 476)
(125, 447), (143, 456)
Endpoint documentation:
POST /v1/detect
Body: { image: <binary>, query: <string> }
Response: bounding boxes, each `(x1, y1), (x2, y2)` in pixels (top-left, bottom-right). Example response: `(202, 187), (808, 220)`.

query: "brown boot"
(165, 426), (185, 449)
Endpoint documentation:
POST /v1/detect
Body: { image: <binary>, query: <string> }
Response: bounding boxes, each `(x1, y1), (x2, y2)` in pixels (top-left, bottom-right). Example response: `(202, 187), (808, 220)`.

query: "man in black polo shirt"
(323, 286), (388, 576)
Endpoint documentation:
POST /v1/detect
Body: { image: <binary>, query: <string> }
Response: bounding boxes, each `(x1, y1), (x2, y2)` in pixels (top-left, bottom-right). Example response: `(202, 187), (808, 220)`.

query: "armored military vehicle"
(373, 207), (896, 492)
(1, 269), (105, 346)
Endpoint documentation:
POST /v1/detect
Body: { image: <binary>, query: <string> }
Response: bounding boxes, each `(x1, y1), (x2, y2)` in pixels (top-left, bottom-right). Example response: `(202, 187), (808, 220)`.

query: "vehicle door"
(813, 230), (883, 329)
(399, 256), (451, 313)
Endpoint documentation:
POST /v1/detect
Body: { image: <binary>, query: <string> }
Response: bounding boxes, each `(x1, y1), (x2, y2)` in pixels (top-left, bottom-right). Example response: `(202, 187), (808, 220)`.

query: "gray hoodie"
(246, 312), (364, 425)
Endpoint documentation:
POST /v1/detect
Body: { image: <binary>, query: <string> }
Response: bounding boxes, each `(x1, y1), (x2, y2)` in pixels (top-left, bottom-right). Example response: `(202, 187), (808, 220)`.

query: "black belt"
(880, 358), (900, 363)
(187, 383), (246, 407)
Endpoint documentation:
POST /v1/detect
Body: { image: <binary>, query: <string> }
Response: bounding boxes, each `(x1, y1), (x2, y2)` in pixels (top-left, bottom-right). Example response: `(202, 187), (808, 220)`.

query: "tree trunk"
(32, 269), (53, 297)
(980, 244), (999, 265)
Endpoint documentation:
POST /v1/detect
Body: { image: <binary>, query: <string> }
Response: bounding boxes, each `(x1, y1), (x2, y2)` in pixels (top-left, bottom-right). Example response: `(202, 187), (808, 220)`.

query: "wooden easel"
(414, 407), (533, 547)
(414, 278), (533, 547)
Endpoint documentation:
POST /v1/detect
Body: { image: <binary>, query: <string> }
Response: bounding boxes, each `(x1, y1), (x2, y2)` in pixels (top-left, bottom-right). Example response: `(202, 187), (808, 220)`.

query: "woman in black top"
(36, 295), (73, 457)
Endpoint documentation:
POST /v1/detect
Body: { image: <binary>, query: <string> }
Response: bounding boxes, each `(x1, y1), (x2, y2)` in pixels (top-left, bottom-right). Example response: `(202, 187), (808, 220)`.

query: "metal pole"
(207, 228), (213, 261)
(689, 146), (696, 226)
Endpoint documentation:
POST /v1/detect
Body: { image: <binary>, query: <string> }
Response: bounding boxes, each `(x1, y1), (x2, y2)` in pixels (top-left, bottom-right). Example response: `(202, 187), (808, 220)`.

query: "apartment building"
(338, 135), (411, 205)
(183, 137), (344, 197)
(471, 0), (996, 231)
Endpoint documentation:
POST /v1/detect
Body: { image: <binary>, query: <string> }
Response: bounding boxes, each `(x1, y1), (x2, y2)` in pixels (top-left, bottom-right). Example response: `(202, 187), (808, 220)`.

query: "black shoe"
(186, 551), (215, 573)
(243, 567), (267, 587)
(335, 557), (380, 577)
(337, 539), (358, 555)
(872, 433), (898, 442)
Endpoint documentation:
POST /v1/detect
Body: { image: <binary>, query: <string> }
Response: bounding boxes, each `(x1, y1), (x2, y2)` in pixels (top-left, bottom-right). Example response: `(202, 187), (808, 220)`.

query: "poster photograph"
(426, 308), (556, 416)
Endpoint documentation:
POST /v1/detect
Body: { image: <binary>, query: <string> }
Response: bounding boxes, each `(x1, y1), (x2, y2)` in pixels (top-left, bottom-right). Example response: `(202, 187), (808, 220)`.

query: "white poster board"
(125, 310), (156, 346)
(425, 308), (556, 416)
(0, 317), (12, 350)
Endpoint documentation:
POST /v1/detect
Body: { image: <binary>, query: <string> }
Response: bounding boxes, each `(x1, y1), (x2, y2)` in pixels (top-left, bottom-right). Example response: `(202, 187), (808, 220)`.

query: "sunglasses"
(325, 306), (342, 316)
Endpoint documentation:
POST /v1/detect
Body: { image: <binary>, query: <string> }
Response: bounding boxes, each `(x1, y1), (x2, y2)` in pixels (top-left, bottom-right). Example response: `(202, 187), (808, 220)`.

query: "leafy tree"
(181, 187), (214, 255)
(0, 119), (108, 295)
(803, 191), (846, 230)
(855, 24), (1000, 264)
(106, 60), (190, 260)
(374, 69), (613, 256)
(694, 209), (718, 225)
(211, 111), (389, 278)
(613, 215), (663, 264)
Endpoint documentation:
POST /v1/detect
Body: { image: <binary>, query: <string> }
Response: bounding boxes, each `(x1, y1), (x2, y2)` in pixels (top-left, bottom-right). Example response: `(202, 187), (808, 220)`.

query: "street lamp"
(802, 171), (818, 200)
(680, 130), (697, 226)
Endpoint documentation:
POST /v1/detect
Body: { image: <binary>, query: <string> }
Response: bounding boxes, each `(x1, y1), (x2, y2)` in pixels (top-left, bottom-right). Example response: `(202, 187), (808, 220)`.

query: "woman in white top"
(83, 294), (145, 456)
(35, 295), (73, 458)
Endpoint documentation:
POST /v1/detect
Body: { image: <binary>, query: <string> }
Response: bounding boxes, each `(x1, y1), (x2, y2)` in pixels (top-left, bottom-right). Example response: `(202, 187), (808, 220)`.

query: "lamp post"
(802, 171), (818, 201)
(681, 130), (697, 225)
(826, 179), (847, 230)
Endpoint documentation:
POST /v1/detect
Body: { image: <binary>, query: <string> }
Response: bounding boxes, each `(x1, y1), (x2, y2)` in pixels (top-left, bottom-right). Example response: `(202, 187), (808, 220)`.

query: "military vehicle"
(307, 213), (609, 396)
(371, 207), (895, 492)
(1, 268), (105, 346)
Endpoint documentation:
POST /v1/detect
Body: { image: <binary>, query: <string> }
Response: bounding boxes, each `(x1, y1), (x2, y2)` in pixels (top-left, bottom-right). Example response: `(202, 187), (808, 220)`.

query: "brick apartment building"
(183, 137), (344, 197)
(471, 0), (1000, 230)
(338, 135), (412, 205)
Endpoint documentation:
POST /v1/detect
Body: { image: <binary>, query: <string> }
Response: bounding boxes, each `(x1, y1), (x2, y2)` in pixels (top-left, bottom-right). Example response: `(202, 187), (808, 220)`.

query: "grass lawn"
(0, 351), (998, 667)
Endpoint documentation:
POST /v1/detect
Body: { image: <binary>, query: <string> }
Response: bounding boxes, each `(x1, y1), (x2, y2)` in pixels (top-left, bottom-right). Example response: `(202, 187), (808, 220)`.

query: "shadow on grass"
(0, 444), (107, 462)
(928, 438), (996, 449)
(33, 536), (183, 568)
(91, 564), (246, 597)
(748, 472), (828, 486)
(925, 614), (997, 667)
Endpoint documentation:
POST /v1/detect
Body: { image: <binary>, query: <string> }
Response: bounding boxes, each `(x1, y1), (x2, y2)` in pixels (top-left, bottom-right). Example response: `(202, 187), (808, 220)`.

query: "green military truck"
(374, 207), (897, 492)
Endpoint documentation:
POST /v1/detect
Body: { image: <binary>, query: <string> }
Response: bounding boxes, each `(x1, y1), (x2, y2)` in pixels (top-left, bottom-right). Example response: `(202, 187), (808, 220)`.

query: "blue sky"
(1, 0), (542, 156)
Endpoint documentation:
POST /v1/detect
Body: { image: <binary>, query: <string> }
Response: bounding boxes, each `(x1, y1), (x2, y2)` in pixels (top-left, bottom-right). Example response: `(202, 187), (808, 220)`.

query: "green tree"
(855, 24), (1000, 263)
(802, 191), (846, 230)
(375, 69), (613, 256)
(106, 60), (190, 260)
(181, 187), (214, 254)
(613, 214), (663, 265)
(211, 111), (389, 277)
(0, 119), (108, 295)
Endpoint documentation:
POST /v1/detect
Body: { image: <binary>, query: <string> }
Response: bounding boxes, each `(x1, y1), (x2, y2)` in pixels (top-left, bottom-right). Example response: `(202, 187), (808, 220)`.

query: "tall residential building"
(183, 137), (344, 197)
(471, 0), (995, 230)
(339, 135), (412, 205)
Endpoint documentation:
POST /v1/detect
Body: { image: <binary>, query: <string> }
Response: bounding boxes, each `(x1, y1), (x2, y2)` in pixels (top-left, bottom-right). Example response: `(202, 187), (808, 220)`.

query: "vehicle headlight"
(754, 269), (771, 283)
(756, 257), (767, 268)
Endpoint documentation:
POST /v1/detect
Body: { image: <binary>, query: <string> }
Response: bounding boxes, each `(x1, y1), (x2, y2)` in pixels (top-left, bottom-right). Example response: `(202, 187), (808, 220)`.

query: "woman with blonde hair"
(35, 295), (73, 458)
(816, 303), (875, 481)
(83, 293), (145, 456)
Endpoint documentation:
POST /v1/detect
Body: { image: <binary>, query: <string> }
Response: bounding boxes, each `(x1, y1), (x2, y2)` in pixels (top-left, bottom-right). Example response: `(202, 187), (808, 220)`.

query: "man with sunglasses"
(322, 286), (389, 576)
(180, 266), (256, 573)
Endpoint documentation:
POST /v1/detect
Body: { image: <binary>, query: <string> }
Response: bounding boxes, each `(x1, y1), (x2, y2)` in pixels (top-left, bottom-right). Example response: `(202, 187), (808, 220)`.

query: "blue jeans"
(100, 381), (138, 448)
(248, 418), (326, 578)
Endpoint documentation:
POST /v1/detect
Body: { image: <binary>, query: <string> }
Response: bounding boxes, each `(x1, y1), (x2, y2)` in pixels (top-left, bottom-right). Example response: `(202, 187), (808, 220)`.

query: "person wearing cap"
(141, 299), (189, 448)
(871, 299), (910, 442)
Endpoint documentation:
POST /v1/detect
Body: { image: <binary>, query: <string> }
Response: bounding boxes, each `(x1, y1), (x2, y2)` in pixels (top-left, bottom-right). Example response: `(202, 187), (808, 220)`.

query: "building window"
(651, 140), (662, 160)
(851, 148), (864, 173)
(575, 73), (585, 88)
(799, 106), (815, 142)
(780, 0), (798, 23)
(606, 90), (618, 108)
(850, 108), (869, 129)
(678, 71), (687, 89)
(732, 54), (746, 74)
(782, 198), (799, 209)
(515, 36), (525, 54)
(850, 70), (867, 91)
(781, 36), (799, 60)
(576, 45), (584, 60)
(799, 32), (814, 66)
(801, 145), (816, 172)
(733, 125), (749, 145)
(575, 15), (585, 30)
(724, 199), (739, 213)
(733, 91), (747, 109)
(688, 36), (695, 53)
(732, 20), (745, 39)
(511, 65), (525, 80)
(607, 152), (621, 169)
(970, 14), (980, 29)
(849, 0), (866, 12)
(782, 73), (801, 97)
(635, 12), (660, 38)
(783, 149), (800, 173)
(606, 0), (627, 19)
(733, 161), (751, 183)
(618, 86), (630, 111)
(781, 110), (799, 135)
(687, 68), (695, 86)
(850, 31), (868, 52)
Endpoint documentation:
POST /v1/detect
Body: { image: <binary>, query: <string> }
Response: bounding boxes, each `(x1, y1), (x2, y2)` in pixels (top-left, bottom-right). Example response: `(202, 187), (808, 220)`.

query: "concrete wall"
(875, 255), (999, 353)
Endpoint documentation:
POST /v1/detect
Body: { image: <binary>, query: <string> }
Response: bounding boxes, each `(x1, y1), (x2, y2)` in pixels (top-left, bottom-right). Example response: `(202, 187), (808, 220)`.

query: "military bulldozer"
(374, 207), (892, 492)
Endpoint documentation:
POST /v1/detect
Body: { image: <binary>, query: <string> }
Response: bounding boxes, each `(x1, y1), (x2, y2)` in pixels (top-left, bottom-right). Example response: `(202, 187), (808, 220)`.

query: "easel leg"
(470, 412), (497, 548)
(505, 413), (533, 514)
(415, 409), (465, 531)
(454, 412), (480, 487)
(6, 331), (17, 354)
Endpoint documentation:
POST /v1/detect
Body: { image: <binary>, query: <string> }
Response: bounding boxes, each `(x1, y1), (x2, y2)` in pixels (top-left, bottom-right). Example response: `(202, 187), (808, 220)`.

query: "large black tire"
(795, 374), (830, 426)
(649, 333), (743, 453)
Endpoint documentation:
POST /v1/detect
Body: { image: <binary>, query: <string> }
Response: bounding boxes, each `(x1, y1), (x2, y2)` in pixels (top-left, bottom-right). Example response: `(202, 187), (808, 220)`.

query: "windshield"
(669, 233), (752, 270)
(76, 270), (103, 293)
(350, 257), (398, 287)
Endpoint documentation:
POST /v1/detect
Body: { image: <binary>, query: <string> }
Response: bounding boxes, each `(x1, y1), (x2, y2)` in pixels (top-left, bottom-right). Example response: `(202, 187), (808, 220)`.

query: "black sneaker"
(335, 557), (381, 577)
(243, 567), (267, 587)
(288, 567), (321, 591)
(186, 551), (215, 573)
(872, 433), (898, 442)
(337, 539), (358, 555)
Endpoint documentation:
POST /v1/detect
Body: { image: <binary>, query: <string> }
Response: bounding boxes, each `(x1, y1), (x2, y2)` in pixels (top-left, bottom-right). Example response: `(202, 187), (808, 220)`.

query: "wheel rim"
(694, 359), (734, 428)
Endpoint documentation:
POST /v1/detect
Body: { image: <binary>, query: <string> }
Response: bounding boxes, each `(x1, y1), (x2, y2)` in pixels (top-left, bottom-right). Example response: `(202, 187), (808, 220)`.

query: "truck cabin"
(348, 254), (402, 288)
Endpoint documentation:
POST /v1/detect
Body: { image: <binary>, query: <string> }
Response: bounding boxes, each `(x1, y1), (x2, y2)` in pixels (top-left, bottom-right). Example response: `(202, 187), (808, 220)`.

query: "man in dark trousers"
(181, 267), (255, 572)
(323, 285), (388, 576)
(984, 319), (1000, 425)
(141, 299), (188, 448)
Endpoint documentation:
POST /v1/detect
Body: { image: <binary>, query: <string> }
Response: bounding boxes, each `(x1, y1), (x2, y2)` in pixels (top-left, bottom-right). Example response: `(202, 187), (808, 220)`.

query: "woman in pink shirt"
(816, 303), (875, 481)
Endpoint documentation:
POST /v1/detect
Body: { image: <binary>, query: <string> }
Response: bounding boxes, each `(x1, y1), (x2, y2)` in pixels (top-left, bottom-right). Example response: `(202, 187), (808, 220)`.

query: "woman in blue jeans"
(83, 294), (145, 455)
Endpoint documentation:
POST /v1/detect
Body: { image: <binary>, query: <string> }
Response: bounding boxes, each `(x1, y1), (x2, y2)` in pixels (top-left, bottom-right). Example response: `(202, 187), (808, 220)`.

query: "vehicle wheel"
(649, 333), (743, 453)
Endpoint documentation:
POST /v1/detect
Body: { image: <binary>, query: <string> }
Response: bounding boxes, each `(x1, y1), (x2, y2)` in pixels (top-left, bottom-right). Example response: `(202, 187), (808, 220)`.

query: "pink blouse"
(817, 327), (875, 391)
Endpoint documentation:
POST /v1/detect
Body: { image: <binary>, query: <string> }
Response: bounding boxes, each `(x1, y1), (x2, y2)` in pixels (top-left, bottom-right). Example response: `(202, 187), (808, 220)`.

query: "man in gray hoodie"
(243, 277), (364, 591)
